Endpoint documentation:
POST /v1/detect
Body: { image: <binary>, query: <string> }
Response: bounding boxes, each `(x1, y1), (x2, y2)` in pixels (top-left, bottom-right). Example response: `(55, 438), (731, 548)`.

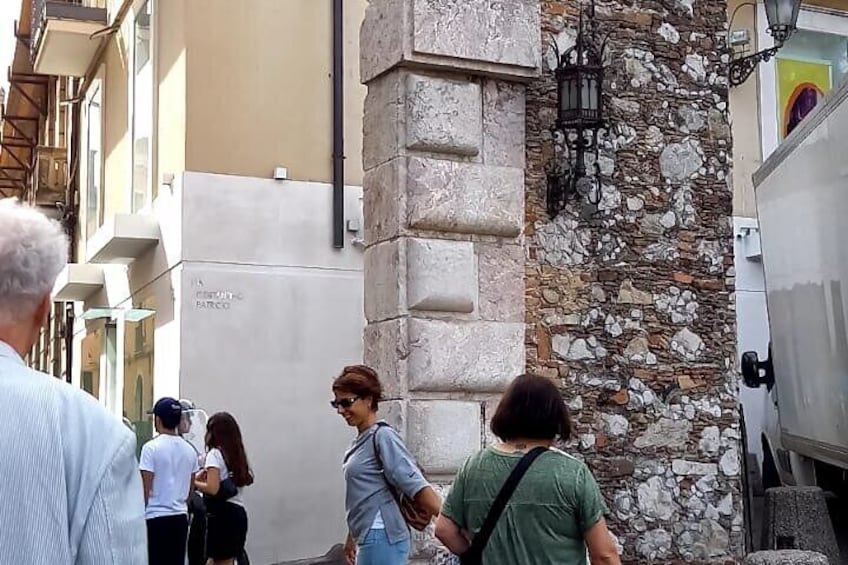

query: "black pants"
(206, 502), (248, 560)
(147, 514), (189, 565)
(187, 492), (207, 565)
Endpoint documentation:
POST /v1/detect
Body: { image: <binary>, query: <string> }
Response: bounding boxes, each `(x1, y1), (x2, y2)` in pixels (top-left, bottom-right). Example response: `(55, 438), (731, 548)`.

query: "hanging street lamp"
(729, 0), (802, 87)
(547, 0), (608, 218)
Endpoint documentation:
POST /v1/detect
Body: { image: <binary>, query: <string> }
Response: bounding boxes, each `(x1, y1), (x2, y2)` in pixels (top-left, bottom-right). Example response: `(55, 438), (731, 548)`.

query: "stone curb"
(744, 549), (829, 564)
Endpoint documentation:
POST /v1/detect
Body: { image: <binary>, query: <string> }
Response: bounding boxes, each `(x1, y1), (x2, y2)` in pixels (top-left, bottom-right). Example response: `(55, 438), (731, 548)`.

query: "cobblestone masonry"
(526, 1), (741, 563)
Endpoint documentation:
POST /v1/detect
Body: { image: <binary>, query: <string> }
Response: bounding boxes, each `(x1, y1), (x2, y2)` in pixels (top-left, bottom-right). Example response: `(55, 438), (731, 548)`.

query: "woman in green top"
(435, 374), (621, 565)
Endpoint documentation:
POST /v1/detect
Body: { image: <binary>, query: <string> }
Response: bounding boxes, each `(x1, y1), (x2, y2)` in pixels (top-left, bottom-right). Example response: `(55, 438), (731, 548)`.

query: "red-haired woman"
(332, 365), (442, 565)
(194, 412), (254, 565)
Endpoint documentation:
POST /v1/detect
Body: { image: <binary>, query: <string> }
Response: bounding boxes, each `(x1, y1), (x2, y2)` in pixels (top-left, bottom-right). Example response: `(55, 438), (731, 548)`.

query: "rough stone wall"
(359, 1), (540, 562)
(526, 1), (741, 562)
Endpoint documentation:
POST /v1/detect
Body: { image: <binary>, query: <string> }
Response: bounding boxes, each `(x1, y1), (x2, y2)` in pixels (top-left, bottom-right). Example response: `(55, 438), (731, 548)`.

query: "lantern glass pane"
(569, 77), (579, 112)
(589, 77), (599, 113)
(765, 0), (800, 28)
(777, 0), (799, 25)
(764, 0), (778, 28)
(559, 77), (568, 113)
(580, 77), (590, 112)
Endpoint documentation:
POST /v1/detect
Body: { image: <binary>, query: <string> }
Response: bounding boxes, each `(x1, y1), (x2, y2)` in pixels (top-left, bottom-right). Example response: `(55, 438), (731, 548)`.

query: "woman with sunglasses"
(332, 365), (441, 565)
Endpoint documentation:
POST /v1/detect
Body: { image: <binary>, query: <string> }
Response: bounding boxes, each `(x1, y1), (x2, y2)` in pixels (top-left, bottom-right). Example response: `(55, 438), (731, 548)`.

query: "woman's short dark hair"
(332, 365), (383, 411)
(490, 374), (572, 442)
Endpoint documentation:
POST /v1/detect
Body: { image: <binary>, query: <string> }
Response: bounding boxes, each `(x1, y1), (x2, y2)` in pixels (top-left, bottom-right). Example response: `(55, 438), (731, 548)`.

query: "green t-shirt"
(441, 446), (608, 565)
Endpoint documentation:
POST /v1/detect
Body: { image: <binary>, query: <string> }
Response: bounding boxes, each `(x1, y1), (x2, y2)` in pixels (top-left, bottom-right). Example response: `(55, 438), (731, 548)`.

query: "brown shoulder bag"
(372, 422), (432, 531)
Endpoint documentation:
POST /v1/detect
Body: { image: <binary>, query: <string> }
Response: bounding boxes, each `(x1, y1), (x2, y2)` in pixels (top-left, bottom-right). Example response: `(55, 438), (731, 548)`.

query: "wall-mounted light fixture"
(729, 0), (802, 87)
(547, 0), (608, 218)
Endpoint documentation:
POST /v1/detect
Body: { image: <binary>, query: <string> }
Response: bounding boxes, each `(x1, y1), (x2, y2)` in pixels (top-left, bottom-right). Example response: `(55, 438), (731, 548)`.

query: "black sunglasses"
(330, 396), (359, 410)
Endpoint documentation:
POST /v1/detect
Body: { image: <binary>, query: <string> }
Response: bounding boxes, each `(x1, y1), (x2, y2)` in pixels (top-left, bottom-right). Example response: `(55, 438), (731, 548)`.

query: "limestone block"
(363, 157), (403, 245)
(660, 139), (704, 182)
(359, 0), (404, 83)
(364, 239), (404, 322)
(407, 400), (482, 474)
(407, 319), (523, 392)
(406, 238), (476, 313)
(411, 0), (540, 72)
(360, 0), (540, 84)
(406, 74), (482, 156)
(482, 397), (502, 446)
(477, 242), (524, 322)
(634, 418), (692, 449)
(364, 319), (408, 400)
(379, 400), (407, 439)
(363, 71), (404, 172)
(406, 157), (524, 236)
(483, 80), (526, 168)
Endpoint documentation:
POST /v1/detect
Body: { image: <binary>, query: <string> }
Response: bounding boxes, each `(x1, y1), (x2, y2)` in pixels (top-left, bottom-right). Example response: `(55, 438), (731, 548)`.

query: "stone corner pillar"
(359, 0), (541, 561)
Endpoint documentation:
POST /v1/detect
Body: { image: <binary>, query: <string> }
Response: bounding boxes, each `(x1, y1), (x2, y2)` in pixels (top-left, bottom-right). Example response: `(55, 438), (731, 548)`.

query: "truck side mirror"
(741, 350), (775, 390)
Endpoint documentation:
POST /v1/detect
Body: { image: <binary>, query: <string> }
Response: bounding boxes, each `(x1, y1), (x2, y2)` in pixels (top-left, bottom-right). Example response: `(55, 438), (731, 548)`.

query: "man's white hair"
(0, 199), (68, 324)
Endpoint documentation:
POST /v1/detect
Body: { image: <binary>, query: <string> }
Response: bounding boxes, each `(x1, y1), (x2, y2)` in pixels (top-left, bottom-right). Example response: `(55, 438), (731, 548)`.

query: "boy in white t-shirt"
(140, 397), (200, 565)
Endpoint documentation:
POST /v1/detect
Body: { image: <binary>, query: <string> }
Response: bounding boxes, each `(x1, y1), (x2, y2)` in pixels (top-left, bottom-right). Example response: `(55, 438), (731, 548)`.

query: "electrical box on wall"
(737, 226), (762, 260)
(729, 29), (751, 48)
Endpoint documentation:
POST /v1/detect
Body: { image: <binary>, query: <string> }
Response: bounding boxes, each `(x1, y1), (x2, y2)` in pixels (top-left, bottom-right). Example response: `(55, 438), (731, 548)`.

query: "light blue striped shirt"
(0, 340), (147, 564)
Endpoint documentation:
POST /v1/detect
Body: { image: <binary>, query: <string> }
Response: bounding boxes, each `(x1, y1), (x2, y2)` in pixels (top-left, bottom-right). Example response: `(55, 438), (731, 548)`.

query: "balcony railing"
(31, 0), (108, 76)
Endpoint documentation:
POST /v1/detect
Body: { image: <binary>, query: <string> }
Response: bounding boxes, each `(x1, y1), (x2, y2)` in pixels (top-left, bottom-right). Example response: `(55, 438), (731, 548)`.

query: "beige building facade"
(1, 0), (370, 561)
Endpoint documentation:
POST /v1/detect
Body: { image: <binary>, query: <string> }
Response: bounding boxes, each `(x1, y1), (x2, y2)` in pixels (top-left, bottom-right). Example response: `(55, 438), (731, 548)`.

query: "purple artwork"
(786, 86), (821, 137)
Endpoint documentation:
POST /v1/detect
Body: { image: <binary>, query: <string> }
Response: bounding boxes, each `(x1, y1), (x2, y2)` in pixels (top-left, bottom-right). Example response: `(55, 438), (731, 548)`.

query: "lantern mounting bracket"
(729, 43), (782, 87)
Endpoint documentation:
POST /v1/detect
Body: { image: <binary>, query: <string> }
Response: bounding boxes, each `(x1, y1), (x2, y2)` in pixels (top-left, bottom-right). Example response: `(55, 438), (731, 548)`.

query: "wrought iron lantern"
(547, 0), (608, 218)
(729, 0), (802, 87)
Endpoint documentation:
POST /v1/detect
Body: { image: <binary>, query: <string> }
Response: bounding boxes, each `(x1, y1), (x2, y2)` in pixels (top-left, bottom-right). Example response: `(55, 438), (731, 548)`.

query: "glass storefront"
(80, 328), (103, 399)
(123, 296), (155, 452)
(777, 29), (848, 138)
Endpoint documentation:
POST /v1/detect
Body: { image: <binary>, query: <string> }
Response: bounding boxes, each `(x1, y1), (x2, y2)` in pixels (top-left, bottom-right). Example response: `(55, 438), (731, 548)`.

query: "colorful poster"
(777, 58), (833, 139)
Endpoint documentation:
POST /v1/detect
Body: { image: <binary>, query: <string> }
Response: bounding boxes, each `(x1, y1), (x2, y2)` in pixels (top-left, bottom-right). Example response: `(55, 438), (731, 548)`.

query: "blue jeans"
(356, 528), (410, 565)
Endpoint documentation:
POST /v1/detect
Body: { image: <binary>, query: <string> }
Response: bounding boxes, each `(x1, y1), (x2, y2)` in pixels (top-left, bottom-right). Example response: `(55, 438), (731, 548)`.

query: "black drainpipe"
(63, 81), (82, 384)
(332, 0), (345, 249)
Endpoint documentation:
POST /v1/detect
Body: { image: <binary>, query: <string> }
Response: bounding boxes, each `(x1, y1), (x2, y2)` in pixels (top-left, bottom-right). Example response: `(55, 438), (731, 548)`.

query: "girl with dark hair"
(435, 374), (621, 565)
(194, 412), (253, 565)
(332, 365), (442, 565)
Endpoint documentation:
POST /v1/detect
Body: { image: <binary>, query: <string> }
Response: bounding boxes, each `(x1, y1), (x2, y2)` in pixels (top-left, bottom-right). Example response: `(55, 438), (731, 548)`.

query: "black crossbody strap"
(372, 422), (390, 471)
(465, 447), (547, 561)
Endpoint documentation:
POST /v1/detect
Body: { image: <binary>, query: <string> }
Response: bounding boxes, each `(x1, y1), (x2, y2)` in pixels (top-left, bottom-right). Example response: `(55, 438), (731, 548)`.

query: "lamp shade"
(557, 61), (603, 129)
(764, 0), (801, 43)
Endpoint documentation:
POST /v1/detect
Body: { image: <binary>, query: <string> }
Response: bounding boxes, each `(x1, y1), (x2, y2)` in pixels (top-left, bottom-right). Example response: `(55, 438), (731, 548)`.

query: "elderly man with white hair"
(0, 200), (146, 563)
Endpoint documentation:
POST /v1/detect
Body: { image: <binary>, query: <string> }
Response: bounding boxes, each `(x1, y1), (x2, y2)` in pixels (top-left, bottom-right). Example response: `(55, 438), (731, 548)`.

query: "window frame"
(129, 0), (156, 213)
(758, 5), (848, 160)
(83, 77), (104, 240)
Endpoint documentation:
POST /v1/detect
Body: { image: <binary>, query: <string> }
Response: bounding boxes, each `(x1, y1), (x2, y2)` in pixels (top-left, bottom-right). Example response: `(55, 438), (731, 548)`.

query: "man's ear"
(34, 294), (52, 327)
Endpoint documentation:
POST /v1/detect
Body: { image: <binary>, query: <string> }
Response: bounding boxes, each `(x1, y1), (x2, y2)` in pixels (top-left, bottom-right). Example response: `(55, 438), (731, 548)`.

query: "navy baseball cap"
(147, 397), (182, 420)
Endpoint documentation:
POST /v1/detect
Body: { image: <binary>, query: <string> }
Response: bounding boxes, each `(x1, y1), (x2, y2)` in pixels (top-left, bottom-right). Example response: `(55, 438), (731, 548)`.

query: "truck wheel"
(761, 438), (781, 490)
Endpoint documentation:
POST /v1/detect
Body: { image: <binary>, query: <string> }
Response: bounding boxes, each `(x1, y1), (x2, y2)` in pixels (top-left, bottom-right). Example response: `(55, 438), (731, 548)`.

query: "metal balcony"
(31, 0), (108, 77)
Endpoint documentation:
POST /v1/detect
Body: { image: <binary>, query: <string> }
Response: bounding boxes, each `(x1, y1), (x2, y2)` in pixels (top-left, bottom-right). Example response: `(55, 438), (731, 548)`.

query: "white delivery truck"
(742, 74), (848, 498)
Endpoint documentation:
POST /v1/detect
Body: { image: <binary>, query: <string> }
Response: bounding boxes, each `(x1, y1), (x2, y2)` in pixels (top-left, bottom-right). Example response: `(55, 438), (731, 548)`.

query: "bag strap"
(372, 422), (390, 469)
(466, 447), (547, 559)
